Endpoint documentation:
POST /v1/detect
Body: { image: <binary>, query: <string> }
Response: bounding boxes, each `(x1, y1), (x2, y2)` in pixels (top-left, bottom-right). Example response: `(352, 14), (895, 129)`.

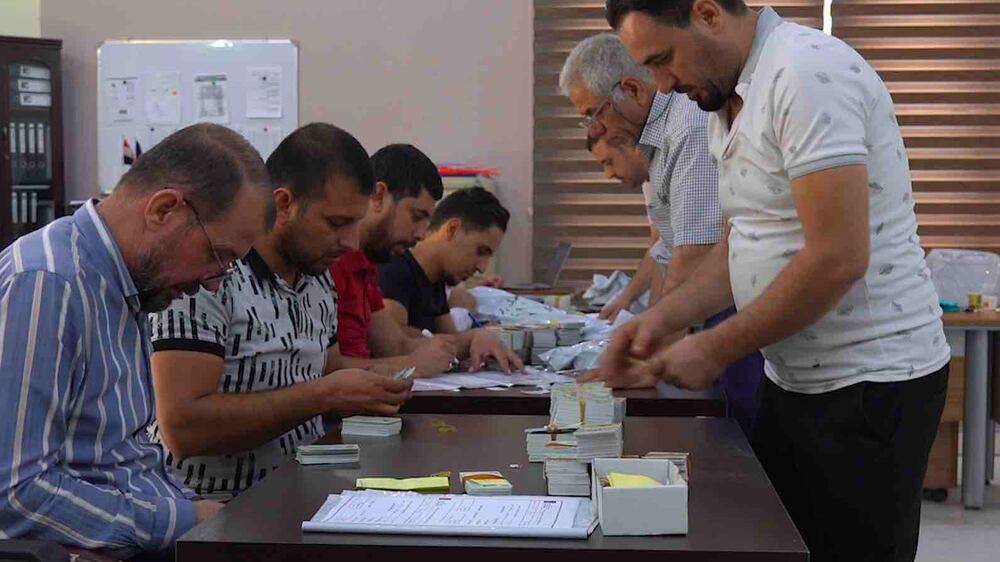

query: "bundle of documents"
(544, 460), (591, 496)
(460, 471), (513, 496)
(295, 443), (360, 465)
(644, 451), (691, 483)
(342, 416), (402, 437)
(303, 490), (597, 539)
(486, 326), (530, 362)
(555, 320), (585, 347)
(549, 382), (626, 427)
(526, 426), (579, 462)
(528, 326), (559, 365)
(574, 424), (624, 462)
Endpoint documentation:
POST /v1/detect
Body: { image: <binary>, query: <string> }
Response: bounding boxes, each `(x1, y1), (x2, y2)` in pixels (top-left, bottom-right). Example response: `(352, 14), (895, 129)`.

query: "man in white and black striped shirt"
(149, 123), (413, 501)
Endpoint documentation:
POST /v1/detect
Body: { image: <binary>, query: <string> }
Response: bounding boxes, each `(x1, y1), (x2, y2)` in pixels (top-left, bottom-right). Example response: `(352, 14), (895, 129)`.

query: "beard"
(132, 246), (198, 313)
(361, 211), (413, 264)
(278, 227), (342, 277)
(693, 83), (728, 112)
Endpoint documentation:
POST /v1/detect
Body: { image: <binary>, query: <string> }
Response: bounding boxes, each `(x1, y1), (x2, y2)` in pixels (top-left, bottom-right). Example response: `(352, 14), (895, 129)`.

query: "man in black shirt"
(379, 187), (521, 372)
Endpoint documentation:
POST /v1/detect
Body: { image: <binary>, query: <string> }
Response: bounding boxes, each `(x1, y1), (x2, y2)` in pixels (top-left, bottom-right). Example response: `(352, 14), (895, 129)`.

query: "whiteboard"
(97, 39), (298, 193)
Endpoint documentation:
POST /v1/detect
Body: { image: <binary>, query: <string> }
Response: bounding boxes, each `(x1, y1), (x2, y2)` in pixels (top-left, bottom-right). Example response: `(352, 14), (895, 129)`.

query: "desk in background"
(402, 382), (726, 417)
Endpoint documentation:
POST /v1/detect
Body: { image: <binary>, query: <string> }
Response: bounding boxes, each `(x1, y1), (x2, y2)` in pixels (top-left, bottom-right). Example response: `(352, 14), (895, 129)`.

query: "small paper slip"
(295, 444), (359, 466)
(393, 366), (416, 381)
(606, 472), (662, 488)
(356, 477), (450, 492)
(460, 471), (513, 496)
(303, 490), (597, 539)
(342, 416), (402, 437)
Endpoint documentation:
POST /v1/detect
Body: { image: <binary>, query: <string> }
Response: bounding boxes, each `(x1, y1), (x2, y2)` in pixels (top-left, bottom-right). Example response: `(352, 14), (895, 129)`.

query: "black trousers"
(751, 363), (949, 562)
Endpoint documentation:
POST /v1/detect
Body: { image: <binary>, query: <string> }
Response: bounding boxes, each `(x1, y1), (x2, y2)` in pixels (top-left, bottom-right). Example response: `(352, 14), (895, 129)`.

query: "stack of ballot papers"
(460, 471), (513, 496)
(342, 416), (402, 437)
(549, 382), (626, 426)
(486, 326), (530, 361)
(574, 424), (624, 462)
(644, 451), (690, 482)
(295, 443), (360, 465)
(544, 459), (591, 496)
(526, 426), (579, 462)
(528, 326), (558, 365)
(555, 320), (585, 347)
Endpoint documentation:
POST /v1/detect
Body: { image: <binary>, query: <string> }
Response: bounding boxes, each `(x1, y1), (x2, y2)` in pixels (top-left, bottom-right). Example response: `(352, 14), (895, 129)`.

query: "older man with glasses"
(560, 32), (720, 320)
(0, 123), (271, 559)
(564, 33), (764, 433)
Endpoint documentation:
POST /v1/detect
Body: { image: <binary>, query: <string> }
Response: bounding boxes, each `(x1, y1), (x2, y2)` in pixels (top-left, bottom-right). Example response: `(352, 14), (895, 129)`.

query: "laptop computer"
(503, 242), (572, 291)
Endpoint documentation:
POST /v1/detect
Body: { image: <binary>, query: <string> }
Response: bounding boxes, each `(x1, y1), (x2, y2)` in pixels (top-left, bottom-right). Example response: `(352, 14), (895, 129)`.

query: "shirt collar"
(338, 249), (377, 276)
(638, 90), (674, 149)
(735, 7), (783, 97)
(73, 200), (140, 309)
(403, 249), (433, 287)
(244, 247), (274, 283)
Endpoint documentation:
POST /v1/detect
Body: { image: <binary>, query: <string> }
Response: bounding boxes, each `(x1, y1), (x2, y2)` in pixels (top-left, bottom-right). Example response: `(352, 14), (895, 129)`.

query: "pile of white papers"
(302, 490), (597, 539)
(528, 326), (558, 365)
(295, 443), (360, 465)
(410, 369), (575, 393)
(555, 320), (585, 347)
(487, 326), (530, 362)
(549, 382), (625, 426)
(460, 471), (513, 496)
(342, 416), (402, 437)
(575, 424), (624, 462)
(526, 426), (579, 462)
(544, 459), (591, 496)
(644, 452), (690, 483)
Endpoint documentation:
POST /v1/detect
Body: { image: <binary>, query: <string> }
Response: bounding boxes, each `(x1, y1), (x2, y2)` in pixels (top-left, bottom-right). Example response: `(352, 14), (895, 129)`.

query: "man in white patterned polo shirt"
(602, 2), (950, 561)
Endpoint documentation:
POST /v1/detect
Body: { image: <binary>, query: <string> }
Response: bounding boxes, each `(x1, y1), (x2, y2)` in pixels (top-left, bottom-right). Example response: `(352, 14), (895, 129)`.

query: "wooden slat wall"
(833, 0), (1000, 254)
(533, 1), (824, 287)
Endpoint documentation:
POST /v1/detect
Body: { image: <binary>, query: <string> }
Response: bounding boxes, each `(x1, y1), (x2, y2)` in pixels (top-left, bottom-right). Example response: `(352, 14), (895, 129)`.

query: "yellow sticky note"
(607, 472), (663, 488)
(468, 477), (511, 487)
(356, 477), (450, 492)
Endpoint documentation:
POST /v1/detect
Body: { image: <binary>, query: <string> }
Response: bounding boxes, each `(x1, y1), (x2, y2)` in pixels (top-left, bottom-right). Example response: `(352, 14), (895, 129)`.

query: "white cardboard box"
(591, 458), (688, 536)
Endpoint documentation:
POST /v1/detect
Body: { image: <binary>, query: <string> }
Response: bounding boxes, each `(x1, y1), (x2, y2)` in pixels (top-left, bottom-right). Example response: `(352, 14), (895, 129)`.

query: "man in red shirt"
(331, 144), (521, 374)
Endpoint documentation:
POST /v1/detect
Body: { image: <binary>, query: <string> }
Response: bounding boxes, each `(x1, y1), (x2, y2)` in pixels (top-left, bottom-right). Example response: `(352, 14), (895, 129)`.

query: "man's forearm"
(660, 244), (714, 297)
(160, 378), (331, 459)
(652, 240), (734, 331)
(620, 252), (655, 303)
(703, 247), (865, 366)
(331, 352), (414, 372)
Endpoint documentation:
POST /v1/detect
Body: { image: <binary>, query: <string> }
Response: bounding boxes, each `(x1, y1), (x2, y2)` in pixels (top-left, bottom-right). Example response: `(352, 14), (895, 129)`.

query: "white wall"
(0, 0), (40, 37)
(41, 0), (534, 280)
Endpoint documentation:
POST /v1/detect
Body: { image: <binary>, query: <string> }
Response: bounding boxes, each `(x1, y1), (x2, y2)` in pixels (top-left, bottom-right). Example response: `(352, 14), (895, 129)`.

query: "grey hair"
(558, 33), (652, 98)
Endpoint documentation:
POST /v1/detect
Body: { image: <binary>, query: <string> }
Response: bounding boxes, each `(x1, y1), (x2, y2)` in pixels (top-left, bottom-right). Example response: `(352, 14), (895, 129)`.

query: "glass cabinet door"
(8, 60), (56, 240)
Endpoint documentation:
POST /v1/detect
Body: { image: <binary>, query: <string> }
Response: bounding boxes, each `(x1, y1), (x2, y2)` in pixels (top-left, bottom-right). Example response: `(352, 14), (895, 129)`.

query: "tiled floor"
(916, 428), (1000, 562)
(917, 485), (1000, 562)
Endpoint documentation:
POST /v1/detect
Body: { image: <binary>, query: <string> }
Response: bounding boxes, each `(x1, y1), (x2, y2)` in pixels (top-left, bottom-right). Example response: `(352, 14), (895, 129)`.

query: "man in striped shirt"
(148, 123), (413, 501)
(0, 124), (272, 557)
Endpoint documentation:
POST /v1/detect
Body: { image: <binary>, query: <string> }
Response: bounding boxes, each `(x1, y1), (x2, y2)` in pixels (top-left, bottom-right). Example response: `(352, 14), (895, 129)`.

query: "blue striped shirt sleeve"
(0, 270), (195, 550)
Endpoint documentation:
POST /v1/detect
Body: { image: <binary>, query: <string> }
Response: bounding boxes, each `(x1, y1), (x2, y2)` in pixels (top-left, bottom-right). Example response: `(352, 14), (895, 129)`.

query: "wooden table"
(177, 414), (807, 562)
(402, 382), (726, 417)
(942, 311), (999, 508)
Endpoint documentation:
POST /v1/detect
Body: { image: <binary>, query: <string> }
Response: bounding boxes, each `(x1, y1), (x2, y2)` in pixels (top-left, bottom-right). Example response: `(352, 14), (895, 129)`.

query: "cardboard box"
(591, 458), (688, 536)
